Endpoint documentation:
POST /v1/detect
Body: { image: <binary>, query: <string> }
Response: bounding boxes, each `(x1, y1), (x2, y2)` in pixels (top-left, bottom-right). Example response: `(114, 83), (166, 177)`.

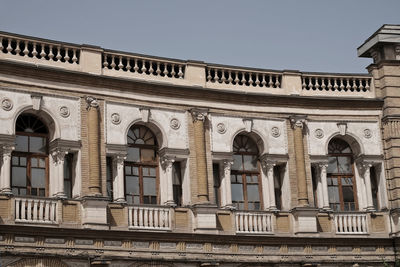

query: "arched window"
(12, 114), (49, 196)
(125, 125), (158, 204)
(327, 138), (357, 211)
(231, 134), (262, 210)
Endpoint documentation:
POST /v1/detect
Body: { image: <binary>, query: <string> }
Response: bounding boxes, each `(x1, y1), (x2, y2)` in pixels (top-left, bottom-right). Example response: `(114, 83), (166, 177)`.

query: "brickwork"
(62, 201), (80, 223)
(286, 120), (299, 208)
(80, 97), (90, 196)
(187, 112), (199, 204)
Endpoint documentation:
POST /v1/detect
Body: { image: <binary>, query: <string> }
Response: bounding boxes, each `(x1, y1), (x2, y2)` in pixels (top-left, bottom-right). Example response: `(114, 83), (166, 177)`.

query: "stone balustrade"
(333, 213), (368, 234)
(14, 197), (58, 224)
(128, 205), (172, 231)
(0, 31), (375, 99)
(235, 211), (274, 234)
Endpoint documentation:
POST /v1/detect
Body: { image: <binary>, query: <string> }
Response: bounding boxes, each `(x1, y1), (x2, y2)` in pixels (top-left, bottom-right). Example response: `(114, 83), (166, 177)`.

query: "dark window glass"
(370, 166), (379, 210)
(213, 163), (220, 207)
(274, 165), (283, 210)
(106, 157), (113, 199)
(172, 162), (183, 206)
(63, 154), (73, 198)
(231, 134), (261, 210)
(125, 125), (158, 204)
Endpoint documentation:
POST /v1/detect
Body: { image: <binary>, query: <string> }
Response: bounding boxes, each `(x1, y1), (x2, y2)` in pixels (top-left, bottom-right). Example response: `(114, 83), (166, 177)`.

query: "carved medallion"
(314, 128), (324, 139)
(363, 128), (372, 139)
(1, 98), (13, 111)
(271, 127), (280, 138)
(217, 123), (226, 134)
(59, 106), (70, 118)
(111, 113), (121, 125)
(170, 118), (180, 130)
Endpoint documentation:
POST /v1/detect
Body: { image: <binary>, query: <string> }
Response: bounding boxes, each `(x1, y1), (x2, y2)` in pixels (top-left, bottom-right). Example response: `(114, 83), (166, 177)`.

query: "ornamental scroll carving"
(170, 118), (180, 130)
(1, 98), (13, 111)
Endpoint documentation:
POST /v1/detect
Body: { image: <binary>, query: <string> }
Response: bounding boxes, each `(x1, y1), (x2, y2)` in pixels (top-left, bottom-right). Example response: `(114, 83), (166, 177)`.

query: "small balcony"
(14, 197), (58, 224)
(333, 212), (368, 234)
(128, 205), (172, 231)
(235, 211), (274, 234)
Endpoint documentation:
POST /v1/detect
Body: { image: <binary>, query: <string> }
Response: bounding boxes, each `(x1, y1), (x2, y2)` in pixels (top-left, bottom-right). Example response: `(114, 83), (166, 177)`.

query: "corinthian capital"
(289, 115), (307, 129)
(86, 96), (99, 110)
(51, 148), (68, 164)
(161, 156), (175, 170)
(190, 108), (208, 122)
(1, 144), (15, 158)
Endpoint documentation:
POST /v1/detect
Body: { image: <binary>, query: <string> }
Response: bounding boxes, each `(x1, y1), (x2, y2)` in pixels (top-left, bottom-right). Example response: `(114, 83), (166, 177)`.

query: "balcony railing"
(333, 213), (368, 234)
(235, 211), (274, 234)
(128, 205), (172, 231)
(14, 197), (58, 224)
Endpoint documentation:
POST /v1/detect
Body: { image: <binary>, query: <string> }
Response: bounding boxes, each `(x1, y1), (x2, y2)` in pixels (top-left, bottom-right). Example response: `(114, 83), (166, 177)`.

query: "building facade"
(0, 25), (400, 267)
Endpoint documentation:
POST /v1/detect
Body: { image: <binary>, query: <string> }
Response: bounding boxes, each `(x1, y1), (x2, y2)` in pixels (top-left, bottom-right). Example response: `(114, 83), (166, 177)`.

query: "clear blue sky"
(0, 0), (399, 73)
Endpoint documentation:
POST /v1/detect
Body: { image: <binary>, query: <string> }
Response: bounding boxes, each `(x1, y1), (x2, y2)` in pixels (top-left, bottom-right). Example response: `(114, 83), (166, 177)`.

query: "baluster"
(315, 78), (320, 89)
(154, 208), (159, 228)
(38, 200), (43, 221)
(338, 215), (343, 233)
(362, 215), (367, 233)
(64, 48), (70, 62)
(133, 207), (138, 227)
(214, 69), (220, 83)
(255, 73), (260, 86)
(261, 74), (266, 87)
(126, 58), (132, 71)
(40, 44), (46, 58)
(365, 79), (370, 90)
(346, 78), (351, 90)
(234, 71), (240, 84)
(352, 215), (357, 233)
(133, 58), (139, 72)
(110, 55), (116, 70)
(239, 213), (244, 232)
(32, 42), (38, 58)
(236, 214), (240, 232)
(166, 209), (171, 228)
(6, 38), (12, 53)
(128, 207), (132, 227)
(171, 64), (176, 77)
(178, 65), (184, 78)
(72, 49), (78, 64)
(344, 215), (349, 233)
(307, 77), (313, 90)
(27, 200), (32, 221)
(333, 78), (338, 90)
(241, 72), (247, 85)
(21, 200), (26, 220)
(50, 202), (56, 222)
(207, 68), (212, 81)
(156, 62), (161, 75)
(33, 200), (38, 221)
(257, 215), (262, 232)
(221, 70), (226, 83)
(302, 77), (306, 89)
(148, 61), (154, 75)
(44, 201), (49, 221)
(139, 208), (143, 227)
(141, 60), (147, 74)
(56, 47), (62, 62)
(163, 63), (169, 76)
(0, 37), (3, 52)
(15, 199), (20, 220)
(227, 70), (233, 84)
(248, 73), (254, 86)
(327, 79), (332, 90)
(103, 55), (109, 68)
(118, 56), (124, 70)
(262, 214), (267, 232)
(23, 41), (29, 57)
(244, 213), (249, 232)
(48, 45), (54, 60)
(321, 78), (326, 89)
(268, 215), (272, 232)
(15, 40), (21, 55)
(248, 213), (253, 232)
(275, 75), (280, 88)
(160, 209), (165, 228)
(149, 208), (154, 228)
(144, 208), (148, 227)
(339, 78), (345, 90)
(352, 79), (358, 91)
(267, 74), (273, 88)
(359, 79), (364, 90)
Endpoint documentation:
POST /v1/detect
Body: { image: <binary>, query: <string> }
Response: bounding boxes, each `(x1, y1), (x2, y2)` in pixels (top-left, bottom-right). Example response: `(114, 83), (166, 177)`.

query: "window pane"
(15, 135), (28, 152)
(125, 166), (131, 175)
(64, 181), (72, 198)
(143, 177), (156, 195)
(327, 157), (337, 173)
(12, 167), (27, 186)
(337, 157), (352, 174)
(341, 177), (353, 185)
(141, 149), (155, 162)
(125, 176), (139, 195)
(127, 147), (140, 162)
(31, 168), (46, 188)
(342, 186), (355, 203)
(29, 136), (46, 153)
(328, 185), (339, 203)
(247, 185), (260, 201)
(64, 157), (71, 178)
(39, 158), (45, 168)
(243, 155), (258, 171)
(12, 156), (19, 165)
(232, 155), (243, 171)
(231, 184), (244, 201)
(20, 157), (27, 166)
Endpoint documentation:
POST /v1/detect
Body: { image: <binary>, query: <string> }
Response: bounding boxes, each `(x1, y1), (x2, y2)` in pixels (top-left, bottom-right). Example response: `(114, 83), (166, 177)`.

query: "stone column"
(112, 154), (126, 202)
(261, 159), (276, 210)
(50, 148), (68, 198)
(0, 144), (14, 194)
(290, 116), (309, 206)
(360, 162), (374, 211)
(191, 109), (209, 203)
(220, 160), (233, 208)
(318, 163), (330, 210)
(86, 96), (101, 196)
(161, 156), (175, 206)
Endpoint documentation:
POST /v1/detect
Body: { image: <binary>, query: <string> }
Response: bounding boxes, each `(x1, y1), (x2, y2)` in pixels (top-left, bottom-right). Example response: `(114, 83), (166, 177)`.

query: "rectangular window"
(172, 161), (182, 206)
(213, 163), (220, 207)
(106, 157), (113, 199)
(63, 154), (73, 198)
(274, 165), (283, 210)
(371, 166), (379, 210)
